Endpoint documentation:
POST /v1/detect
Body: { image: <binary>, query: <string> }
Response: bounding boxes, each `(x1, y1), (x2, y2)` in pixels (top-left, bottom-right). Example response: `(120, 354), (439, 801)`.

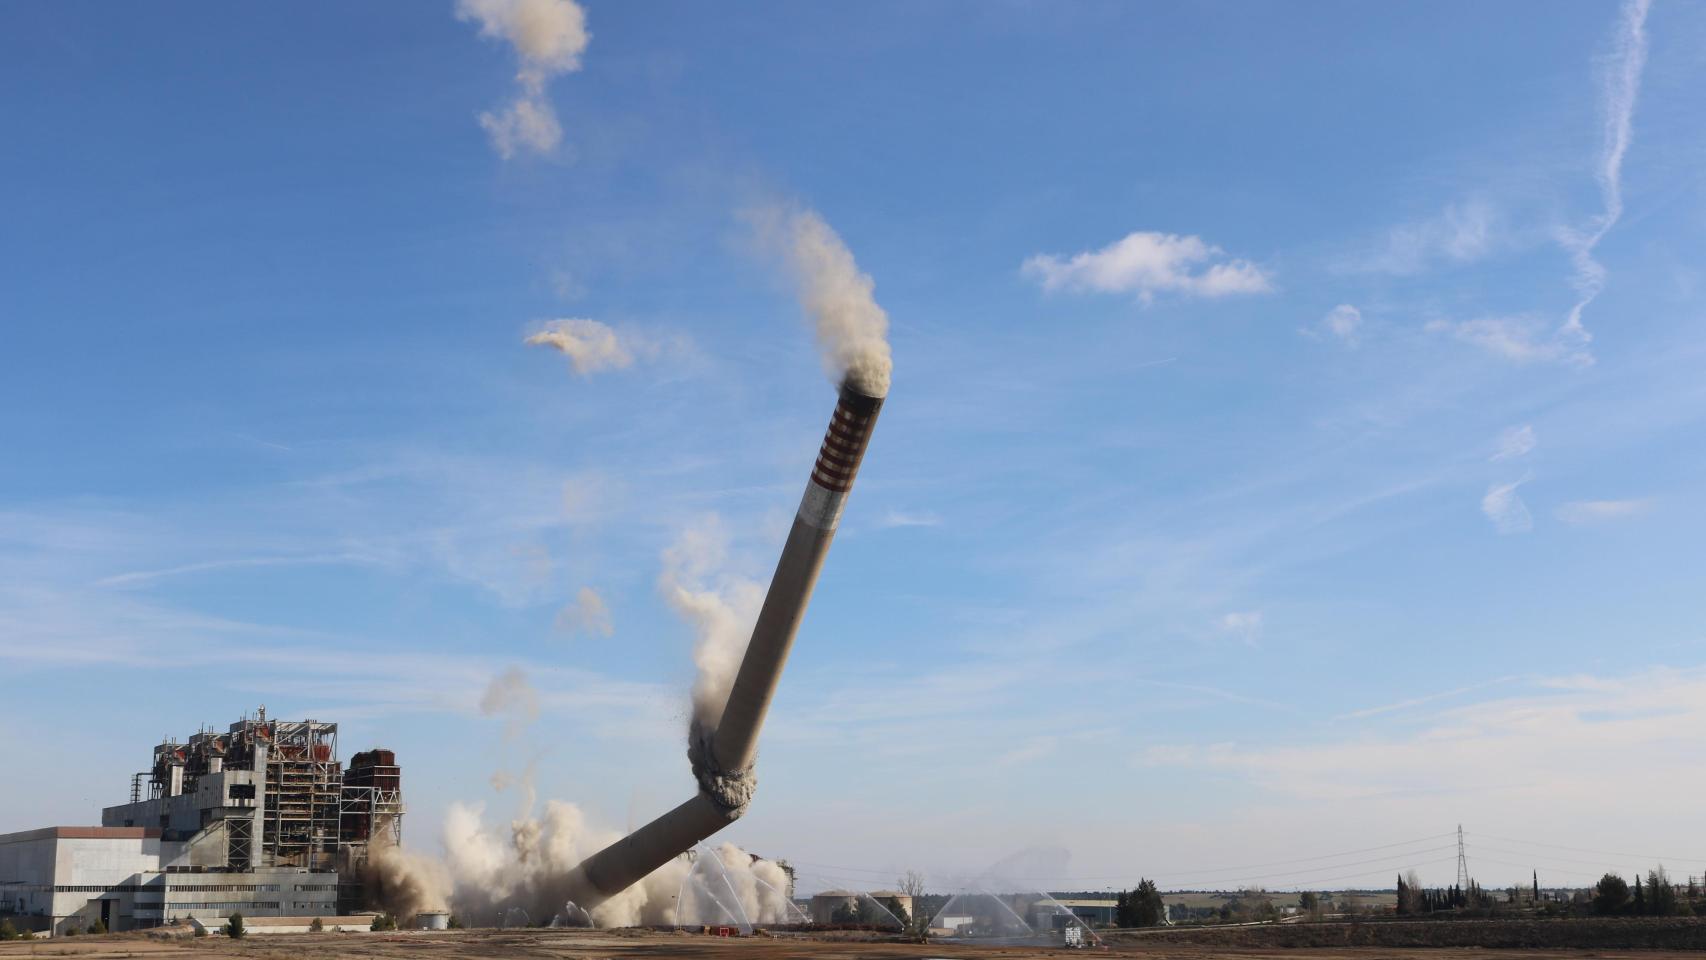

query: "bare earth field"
(6, 923), (1706, 960)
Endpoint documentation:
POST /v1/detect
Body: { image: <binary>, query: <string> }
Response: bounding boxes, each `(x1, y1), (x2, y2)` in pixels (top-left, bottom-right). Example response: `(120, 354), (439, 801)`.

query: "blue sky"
(3, 1), (1706, 897)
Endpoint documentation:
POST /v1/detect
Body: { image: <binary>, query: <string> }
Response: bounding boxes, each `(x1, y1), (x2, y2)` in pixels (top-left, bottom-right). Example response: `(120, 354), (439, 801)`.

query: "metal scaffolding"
(121, 707), (402, 909)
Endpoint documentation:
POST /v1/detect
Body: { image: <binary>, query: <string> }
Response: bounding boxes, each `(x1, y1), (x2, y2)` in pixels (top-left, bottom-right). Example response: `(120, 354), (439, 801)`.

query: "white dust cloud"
(479, 666), (541, 738)
(556, 585), (614, 637)
(752, 206), (894, 397)
(526, 319), (636, 375)
(457, 0), (590, 158)
(659, 517), (763, 731)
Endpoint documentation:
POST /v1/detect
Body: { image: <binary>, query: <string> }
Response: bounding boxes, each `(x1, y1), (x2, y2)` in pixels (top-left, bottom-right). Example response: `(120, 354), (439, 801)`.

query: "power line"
(1473, 843), (1645, 870)
(784, 832), (1457, 886)
(792, 845), (1457, 891)
(1151, 845), (1459, 887)
(1263, 856), (1461, 891)
(1469, 855), (1608, 883)
(1468, 831), (1706, 865)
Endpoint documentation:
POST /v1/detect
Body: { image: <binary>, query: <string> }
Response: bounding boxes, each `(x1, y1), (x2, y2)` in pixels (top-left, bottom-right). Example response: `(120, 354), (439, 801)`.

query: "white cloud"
(1556, 498), (1651, 524)
(1022, 232), (1273, 302)
(1144, 667), (1706, 827)
(1491, 424), (1537, 462)
(1311, 304), (1362, 345)
(1425, 316), (1592, 367)
(478, 96), (563, 159)
(524, 318), (636, 375)
(457, 0), (590, 159)
(555, 585), (614, 637)
(1217, 610), (1263, 645)
(880, 509), (942, 529)
(1481, 479), (1533, 535)
(1349, 201), (1498, 275)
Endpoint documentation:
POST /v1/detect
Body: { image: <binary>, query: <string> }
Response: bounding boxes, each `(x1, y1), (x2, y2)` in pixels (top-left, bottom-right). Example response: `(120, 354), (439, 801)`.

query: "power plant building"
(0, 709), (401, 935)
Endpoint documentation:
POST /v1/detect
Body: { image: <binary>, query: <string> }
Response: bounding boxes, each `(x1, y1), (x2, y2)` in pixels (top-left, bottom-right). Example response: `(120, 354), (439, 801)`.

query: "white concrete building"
(0, 825), (337, 936)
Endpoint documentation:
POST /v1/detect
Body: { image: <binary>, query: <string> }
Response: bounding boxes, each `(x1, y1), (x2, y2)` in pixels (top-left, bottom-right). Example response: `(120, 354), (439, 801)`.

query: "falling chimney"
(562, 379), (885, 910)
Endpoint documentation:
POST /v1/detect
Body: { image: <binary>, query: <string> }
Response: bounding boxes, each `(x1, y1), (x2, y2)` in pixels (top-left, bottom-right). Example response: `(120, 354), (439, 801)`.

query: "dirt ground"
(3, 927), (1704, 960)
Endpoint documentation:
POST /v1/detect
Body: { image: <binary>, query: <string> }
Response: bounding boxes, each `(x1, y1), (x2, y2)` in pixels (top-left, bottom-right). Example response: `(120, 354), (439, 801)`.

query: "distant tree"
(1533, 870), (1540, 903)
(898, 869), (927, 901)
(1594, 873), (1631, 916)
(309, 917), (324, 933)
(1648, 868), (1677, 916)
(1400, 871), (1424, 915)
(1115, 880), (1165, 927)
(0, 919), (17, 941)
(1134, 880), (1165, 927)
(448, 915), (464, 930)
(371, 913), (398, 931)
(225, 912), (246, 939)
(1299, 891), (1320, 918)
(1634, 875), (1646, 915)
(833, 899), (883, 926)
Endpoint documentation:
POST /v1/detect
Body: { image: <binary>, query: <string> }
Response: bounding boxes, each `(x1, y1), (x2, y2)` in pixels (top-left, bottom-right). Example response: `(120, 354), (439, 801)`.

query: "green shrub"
(309, 917), (324, 932)
(447, 915), (464, 930)
(371, 913), (397, 931)
(88, 920), (107, 935)
(225, 912), (246, 939)
(193, 925), (207, 938)
(0, 919), (17, 940)
(18, 929), (33, 941)
(65, 926), (79, 936)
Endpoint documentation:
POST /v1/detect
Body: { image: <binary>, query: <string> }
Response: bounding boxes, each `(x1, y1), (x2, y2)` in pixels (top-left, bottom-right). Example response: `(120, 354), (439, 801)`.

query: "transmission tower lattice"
(1455, 824), (1471, 890)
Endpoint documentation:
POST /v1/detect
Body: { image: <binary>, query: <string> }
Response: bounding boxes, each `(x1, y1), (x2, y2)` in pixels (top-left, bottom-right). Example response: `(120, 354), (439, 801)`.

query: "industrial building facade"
(0, 709), (400, 935)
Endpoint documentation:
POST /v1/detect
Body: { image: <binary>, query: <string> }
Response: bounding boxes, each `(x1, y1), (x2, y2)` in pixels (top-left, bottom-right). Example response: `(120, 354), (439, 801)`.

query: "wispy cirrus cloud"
(1481, 478), (1533, 535)
(1558, 0), (1653, 347)
(1491, 424), (1537, 462)
(96, 552), (384, 588)
(1426, 315), (1592, 367)
(1217, 610), (1264, 645)
(1427, 1), (1652, 368)
(1342, 200), (1499, 276)
(1556, 498), (1652, 524)
(1022, 231), (1273, 302)
(1145, 667), (1706, 825)
(880, 509), (942, 529)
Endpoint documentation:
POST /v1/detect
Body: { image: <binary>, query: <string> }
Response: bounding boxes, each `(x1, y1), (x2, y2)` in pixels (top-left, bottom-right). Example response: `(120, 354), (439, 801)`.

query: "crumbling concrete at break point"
(564, 379), (885, 912)
(688, 719), (755, 817)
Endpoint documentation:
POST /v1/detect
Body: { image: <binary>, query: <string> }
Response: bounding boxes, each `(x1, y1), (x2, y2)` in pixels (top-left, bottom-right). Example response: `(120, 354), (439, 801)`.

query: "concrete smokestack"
(565, 379), (884, 909)
(710, 382), (882, 773)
